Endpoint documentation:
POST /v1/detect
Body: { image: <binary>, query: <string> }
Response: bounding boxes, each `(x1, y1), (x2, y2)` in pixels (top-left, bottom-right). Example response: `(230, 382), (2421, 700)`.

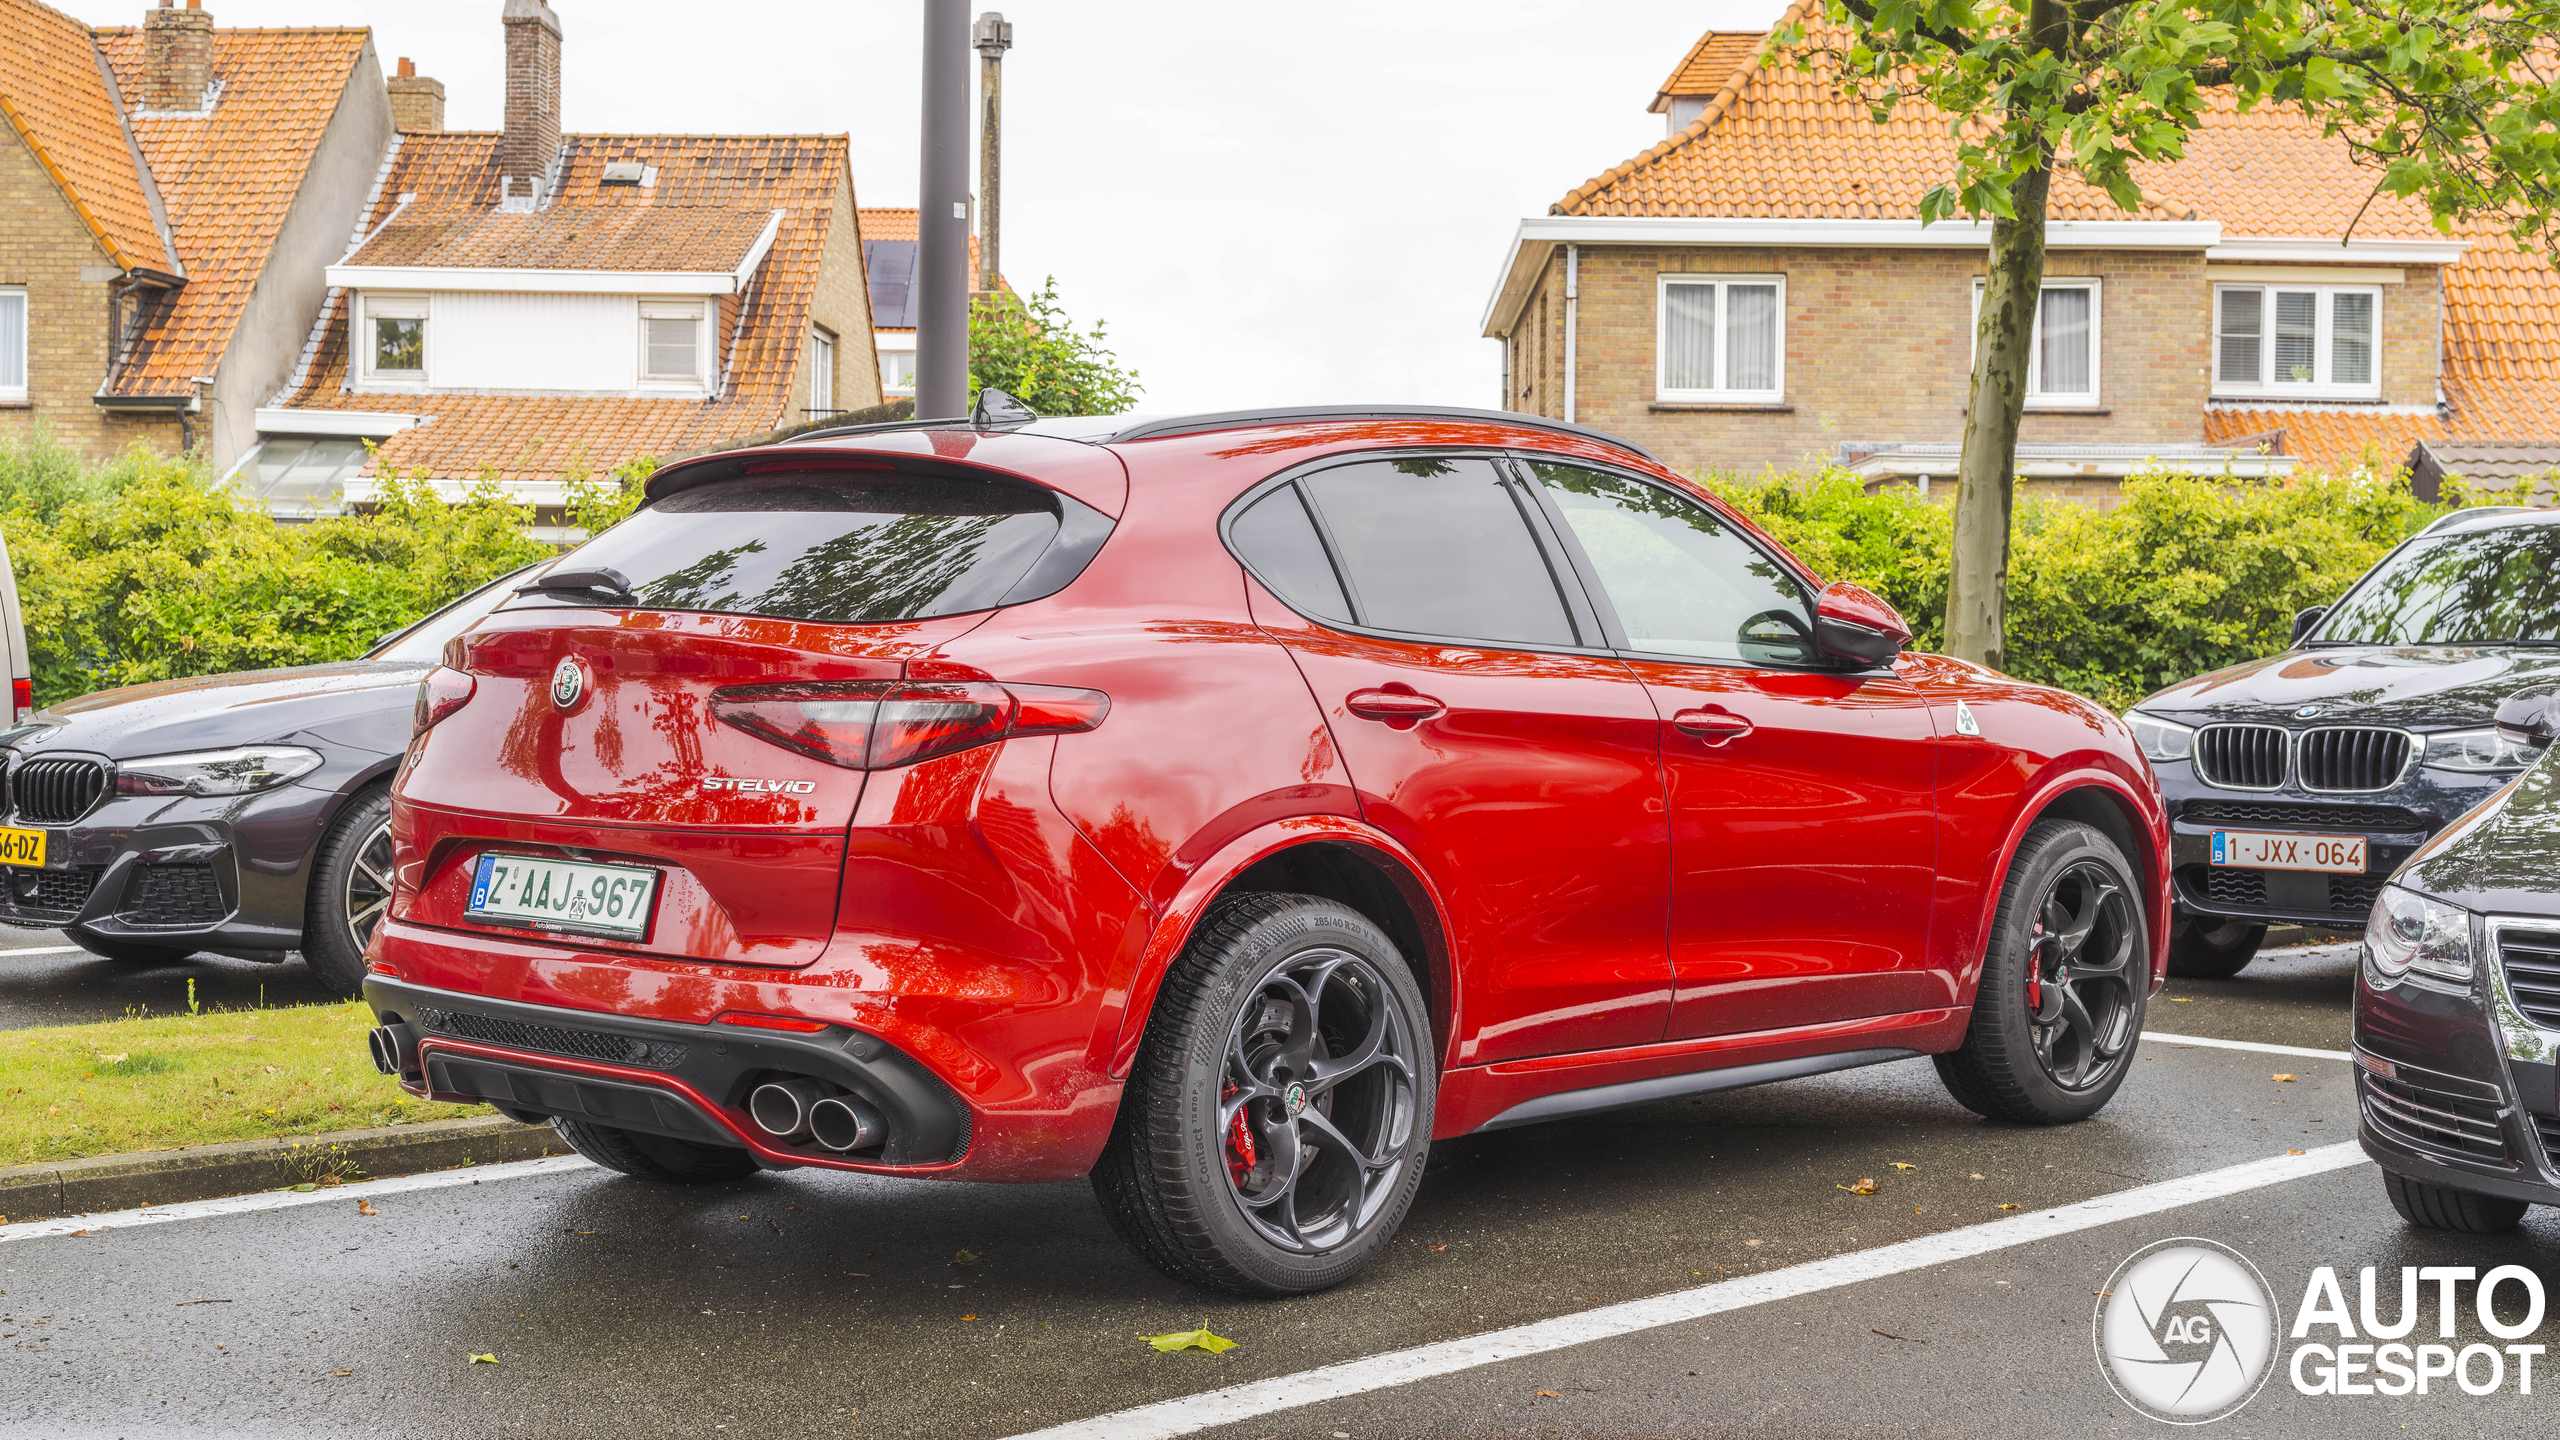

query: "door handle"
(1345, 688), (1446, 726)
(1673, 707), (1753, 745)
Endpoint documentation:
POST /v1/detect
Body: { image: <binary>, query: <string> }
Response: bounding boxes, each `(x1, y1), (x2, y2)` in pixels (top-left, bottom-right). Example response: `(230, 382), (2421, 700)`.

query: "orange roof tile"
(2440, 223), (2560, 437)
(2204, 407), (2448, 473)
(344, 204), (777, 272)
(272, 131), (856, 481)
(96, 24), (370, 397)
(1650, 30), (1766, 113)
(1, 0), (170, 274)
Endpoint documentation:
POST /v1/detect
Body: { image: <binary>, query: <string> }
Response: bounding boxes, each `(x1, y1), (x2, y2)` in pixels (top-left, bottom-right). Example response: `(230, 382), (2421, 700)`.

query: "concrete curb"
(0, 1115), (560, 1222)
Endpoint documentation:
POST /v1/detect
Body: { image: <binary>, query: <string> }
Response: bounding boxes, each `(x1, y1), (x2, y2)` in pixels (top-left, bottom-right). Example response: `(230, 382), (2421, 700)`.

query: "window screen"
(541, 472), (1067, 623)
(1526, 461), (1817, 666)
(645, 316), (700, 380)
(1297, 457), (1577, 647)
(1228, 484), (1350, 623)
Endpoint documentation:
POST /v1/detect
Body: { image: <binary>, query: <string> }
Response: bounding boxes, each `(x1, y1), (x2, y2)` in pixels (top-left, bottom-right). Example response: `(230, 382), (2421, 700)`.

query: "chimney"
(143, 0), (214, 113)
(501, 0), (563, 203)
(386, 56), (445, 133)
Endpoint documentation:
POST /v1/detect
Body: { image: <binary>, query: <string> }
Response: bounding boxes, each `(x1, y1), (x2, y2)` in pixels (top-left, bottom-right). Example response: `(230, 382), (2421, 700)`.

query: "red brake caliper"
(1224, 1088), (1257, 1182)
(2026, 922), (2044, 1012)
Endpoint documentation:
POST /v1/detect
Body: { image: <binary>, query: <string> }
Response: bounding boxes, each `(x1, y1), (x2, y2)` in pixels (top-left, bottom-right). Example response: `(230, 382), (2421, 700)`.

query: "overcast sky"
(61, 0), (1785, 413)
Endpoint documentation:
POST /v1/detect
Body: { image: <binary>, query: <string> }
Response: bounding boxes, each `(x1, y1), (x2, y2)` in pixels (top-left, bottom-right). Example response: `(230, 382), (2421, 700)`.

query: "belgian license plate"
(466, 854), (659, 939)
(2211, 830), (2366, 873)
(0, 827), (41, 868)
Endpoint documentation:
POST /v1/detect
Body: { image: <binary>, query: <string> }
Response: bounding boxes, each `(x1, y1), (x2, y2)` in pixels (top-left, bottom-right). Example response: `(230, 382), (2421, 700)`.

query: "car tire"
(2382, 1167), (2529, 1234)
(548, 1117), (760, 1184)
(64, 928), (192, 965)
(302, 785), (395, 999)
(1092, 892), (1434, 1297)
(2166, 916), (2264, 980)
(1936, 820), (2149, 1125)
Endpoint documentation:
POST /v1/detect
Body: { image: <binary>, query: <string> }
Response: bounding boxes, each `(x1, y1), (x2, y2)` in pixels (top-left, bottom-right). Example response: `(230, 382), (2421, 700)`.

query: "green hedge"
(0, 432), (637, 708)
(1707, 465), (2457, 712)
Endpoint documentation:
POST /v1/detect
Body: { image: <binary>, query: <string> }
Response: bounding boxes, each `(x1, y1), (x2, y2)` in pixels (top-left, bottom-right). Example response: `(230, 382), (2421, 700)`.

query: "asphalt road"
(7, 942), (2548, 1440)
(0, 932), (345, 1030)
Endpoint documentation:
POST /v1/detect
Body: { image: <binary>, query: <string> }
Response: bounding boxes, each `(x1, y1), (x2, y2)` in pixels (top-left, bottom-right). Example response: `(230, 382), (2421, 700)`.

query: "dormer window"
(640, 301), (710, 388)
(360, 294), (429, 385)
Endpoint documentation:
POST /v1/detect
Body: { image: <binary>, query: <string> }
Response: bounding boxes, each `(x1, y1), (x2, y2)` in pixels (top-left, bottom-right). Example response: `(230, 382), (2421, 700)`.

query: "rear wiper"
(2505, 637), (2560, 647)
(516, 566), (636, 604)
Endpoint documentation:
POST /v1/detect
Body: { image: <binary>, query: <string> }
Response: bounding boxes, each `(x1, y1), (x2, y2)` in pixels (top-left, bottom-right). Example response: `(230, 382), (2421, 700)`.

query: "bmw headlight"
(2125, 710), (2195, 763)
(114, 746), (324, 798)
(2421, 726), (2539, 774)
(2365, 884), (2474, 984)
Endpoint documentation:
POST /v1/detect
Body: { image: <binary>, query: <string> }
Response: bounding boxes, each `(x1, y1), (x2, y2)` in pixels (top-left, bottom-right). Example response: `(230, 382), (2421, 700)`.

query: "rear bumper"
(365, 974), (974, 1171)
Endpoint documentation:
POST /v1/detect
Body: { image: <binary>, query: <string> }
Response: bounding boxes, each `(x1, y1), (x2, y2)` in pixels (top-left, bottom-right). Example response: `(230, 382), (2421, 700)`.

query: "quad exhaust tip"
(748, 1079), (832, 1141)
(367, 1022), (418, 1077)
(808, 1094), (885, 1152)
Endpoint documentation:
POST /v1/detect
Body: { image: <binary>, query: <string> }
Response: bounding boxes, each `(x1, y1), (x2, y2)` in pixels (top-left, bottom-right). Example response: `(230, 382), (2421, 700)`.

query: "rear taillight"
(414, 667), (476, 735)
(9, 677), (27, 725)
(711, 680), (1109, 770)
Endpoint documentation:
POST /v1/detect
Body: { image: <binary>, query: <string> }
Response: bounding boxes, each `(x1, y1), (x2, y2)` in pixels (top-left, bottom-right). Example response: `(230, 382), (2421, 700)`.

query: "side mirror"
(1812, 582), (1912, 669)
(2290, 605), (2329, 647)
(2495, 691), (2558, 751)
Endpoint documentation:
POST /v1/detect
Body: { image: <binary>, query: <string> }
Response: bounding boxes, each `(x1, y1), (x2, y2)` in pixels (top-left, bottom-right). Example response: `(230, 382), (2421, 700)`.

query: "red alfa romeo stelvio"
(363, 402), (2170, 1295)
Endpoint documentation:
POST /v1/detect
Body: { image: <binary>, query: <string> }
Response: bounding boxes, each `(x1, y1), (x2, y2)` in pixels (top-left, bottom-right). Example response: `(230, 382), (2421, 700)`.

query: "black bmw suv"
(2126, 507), (2560, 977)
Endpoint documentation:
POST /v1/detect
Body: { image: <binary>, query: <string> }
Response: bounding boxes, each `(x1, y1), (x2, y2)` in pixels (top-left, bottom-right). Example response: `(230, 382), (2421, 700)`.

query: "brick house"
(1, 0), (393, 469)
(250, 0), (881, 511)
(1485, 6), (2560, 503)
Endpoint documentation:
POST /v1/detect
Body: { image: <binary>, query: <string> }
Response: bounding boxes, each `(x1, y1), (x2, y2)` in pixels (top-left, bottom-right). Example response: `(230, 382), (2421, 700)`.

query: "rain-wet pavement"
(4, 942), (2547, 1439)
(0, 932), (344, 1030)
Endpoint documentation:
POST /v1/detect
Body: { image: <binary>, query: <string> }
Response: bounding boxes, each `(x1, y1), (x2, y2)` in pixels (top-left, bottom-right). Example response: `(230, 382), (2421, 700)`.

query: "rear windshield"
(2317, 524), (2560, 645)
(531, 473), (1065, 623)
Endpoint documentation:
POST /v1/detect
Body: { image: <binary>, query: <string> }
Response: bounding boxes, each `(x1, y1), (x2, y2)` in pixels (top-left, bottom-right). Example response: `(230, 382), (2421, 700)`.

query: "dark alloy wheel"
(1094, 892), (1434, 1296)
(1937, 820), (2149, 1124)
(302, 786), (394, 997)
(2166, 915), (2265, 979)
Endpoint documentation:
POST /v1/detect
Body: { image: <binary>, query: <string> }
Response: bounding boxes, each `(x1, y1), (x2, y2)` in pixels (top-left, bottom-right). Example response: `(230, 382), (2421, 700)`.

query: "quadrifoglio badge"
(2097, 1240), (2549, 1423)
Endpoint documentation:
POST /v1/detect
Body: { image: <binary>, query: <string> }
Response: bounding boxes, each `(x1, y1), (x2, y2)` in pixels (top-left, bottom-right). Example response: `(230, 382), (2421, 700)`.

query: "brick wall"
(501, 0), (562, 191)
(0, 126), (180, 462)
(806, 169), (882, 417)
(142, 2), (214, 113)
(1509, 244), (2220, 477)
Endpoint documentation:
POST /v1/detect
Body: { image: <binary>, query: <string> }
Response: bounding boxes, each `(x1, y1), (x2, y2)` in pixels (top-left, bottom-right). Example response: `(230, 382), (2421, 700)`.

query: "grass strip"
(0, 998), (484, 1167)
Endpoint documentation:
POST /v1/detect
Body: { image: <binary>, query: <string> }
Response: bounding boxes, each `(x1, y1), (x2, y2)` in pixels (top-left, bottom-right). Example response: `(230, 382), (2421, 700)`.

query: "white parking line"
(2143, 1029), (2352, 1062)
(1000, 1142), (2370, 1440)
(0, 945), (93, 959)
(0, 1153), (593, 1244)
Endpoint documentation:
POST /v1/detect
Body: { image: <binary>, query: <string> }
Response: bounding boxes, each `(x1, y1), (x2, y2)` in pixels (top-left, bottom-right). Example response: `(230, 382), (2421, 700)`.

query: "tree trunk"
(1943, 163), (2051, 670)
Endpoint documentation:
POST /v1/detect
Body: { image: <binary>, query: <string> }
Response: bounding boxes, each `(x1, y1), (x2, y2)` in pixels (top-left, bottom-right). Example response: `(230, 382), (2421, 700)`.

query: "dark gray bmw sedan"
(0, 563), (539, 995)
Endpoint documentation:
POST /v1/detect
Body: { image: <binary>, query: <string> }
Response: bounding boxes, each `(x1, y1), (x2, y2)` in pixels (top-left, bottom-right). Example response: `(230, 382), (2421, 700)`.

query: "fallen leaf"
(1428, 1244), (1448, 1252)
(357, 1200), (377, 1216)
(2273, 1073), (2296, 1083)
(952, 1248), (980, 1266)
(328, 1369), (351, 1377)
(962, 1314), (978, 1321)
(1969, 1173), (1985, 1180)
(2288, 1148), (2307, 1156)
(1888, 1162), (1916, 1171)
(69, 1229), (89, 1237)
(1142, 1327), (1237, 1354)
(1839, 1178), (1879, 1195)
(1996, 1203), (2019, 1211)
(1871, 1328), (1927, 1343)
(1535, 1389), (1561, 1398)
(469, 1353), (498, 1365)
(1744, 1239), (1764, 1247)
(2170, 997), (2193, 1003)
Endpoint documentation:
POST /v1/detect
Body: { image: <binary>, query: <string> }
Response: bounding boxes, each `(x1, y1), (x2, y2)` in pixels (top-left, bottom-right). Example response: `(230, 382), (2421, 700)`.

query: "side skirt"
(1470, 1048), (1919, 1133)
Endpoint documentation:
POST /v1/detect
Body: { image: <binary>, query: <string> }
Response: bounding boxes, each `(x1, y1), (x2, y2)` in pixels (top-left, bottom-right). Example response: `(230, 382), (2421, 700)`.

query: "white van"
(0, 532), (31, 722)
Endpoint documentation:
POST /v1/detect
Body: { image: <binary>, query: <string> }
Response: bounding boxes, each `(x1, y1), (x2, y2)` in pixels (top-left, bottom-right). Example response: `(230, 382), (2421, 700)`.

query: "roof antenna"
(971, 386), (1036, 428)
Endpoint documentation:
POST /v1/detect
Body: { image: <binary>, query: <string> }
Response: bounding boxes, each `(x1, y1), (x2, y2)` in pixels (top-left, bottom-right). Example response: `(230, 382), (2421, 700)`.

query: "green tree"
(1789, 0), (2560, 668)
(968, 277), (1142, 416)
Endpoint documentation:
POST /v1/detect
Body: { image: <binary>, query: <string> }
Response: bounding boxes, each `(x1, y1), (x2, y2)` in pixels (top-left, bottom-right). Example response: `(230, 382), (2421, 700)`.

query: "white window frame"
(356, 292), (431, 389)
(1969, 276), (2103, 408)
(1655, 273), (1787, 404)
(637, 299), (713, 391)
(877, 338), (917, 398)
(0, 288), (26, 402)
(809, 326), (837, 415)
(2212, 283), (2384, 399)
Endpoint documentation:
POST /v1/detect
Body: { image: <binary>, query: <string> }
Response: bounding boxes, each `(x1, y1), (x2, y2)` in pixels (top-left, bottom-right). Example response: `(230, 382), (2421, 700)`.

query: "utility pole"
(916, 0), (970, 418)
(973, 12), (1012, 296)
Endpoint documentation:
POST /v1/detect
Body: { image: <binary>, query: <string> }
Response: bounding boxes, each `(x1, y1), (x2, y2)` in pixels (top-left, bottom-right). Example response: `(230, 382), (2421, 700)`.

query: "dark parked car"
(2125, 507), (2560, 978)
(0, 563), (541, 995)
(2354, 689), (2560, 1233)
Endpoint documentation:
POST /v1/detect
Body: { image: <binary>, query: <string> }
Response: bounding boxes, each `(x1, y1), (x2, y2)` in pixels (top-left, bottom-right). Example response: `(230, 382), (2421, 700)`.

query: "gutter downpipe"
(1563, 244), (1578, 424)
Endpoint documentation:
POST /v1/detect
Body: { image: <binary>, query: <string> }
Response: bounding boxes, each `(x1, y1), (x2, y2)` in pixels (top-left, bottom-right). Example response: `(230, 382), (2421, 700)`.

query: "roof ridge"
(1557, 0), (1810, 216)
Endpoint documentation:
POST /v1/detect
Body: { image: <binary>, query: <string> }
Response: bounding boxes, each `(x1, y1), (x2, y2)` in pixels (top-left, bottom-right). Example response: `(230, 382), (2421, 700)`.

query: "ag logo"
(550, 657), (586, 711)
(2096, 1238), (2280, 1424)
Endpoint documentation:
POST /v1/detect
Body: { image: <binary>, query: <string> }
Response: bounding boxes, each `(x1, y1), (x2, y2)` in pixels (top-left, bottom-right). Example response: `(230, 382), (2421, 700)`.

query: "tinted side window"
(1228, 484), (1350, 623)
(1527, 461), (1817, 666)
(1299, 457), (1577, 647)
